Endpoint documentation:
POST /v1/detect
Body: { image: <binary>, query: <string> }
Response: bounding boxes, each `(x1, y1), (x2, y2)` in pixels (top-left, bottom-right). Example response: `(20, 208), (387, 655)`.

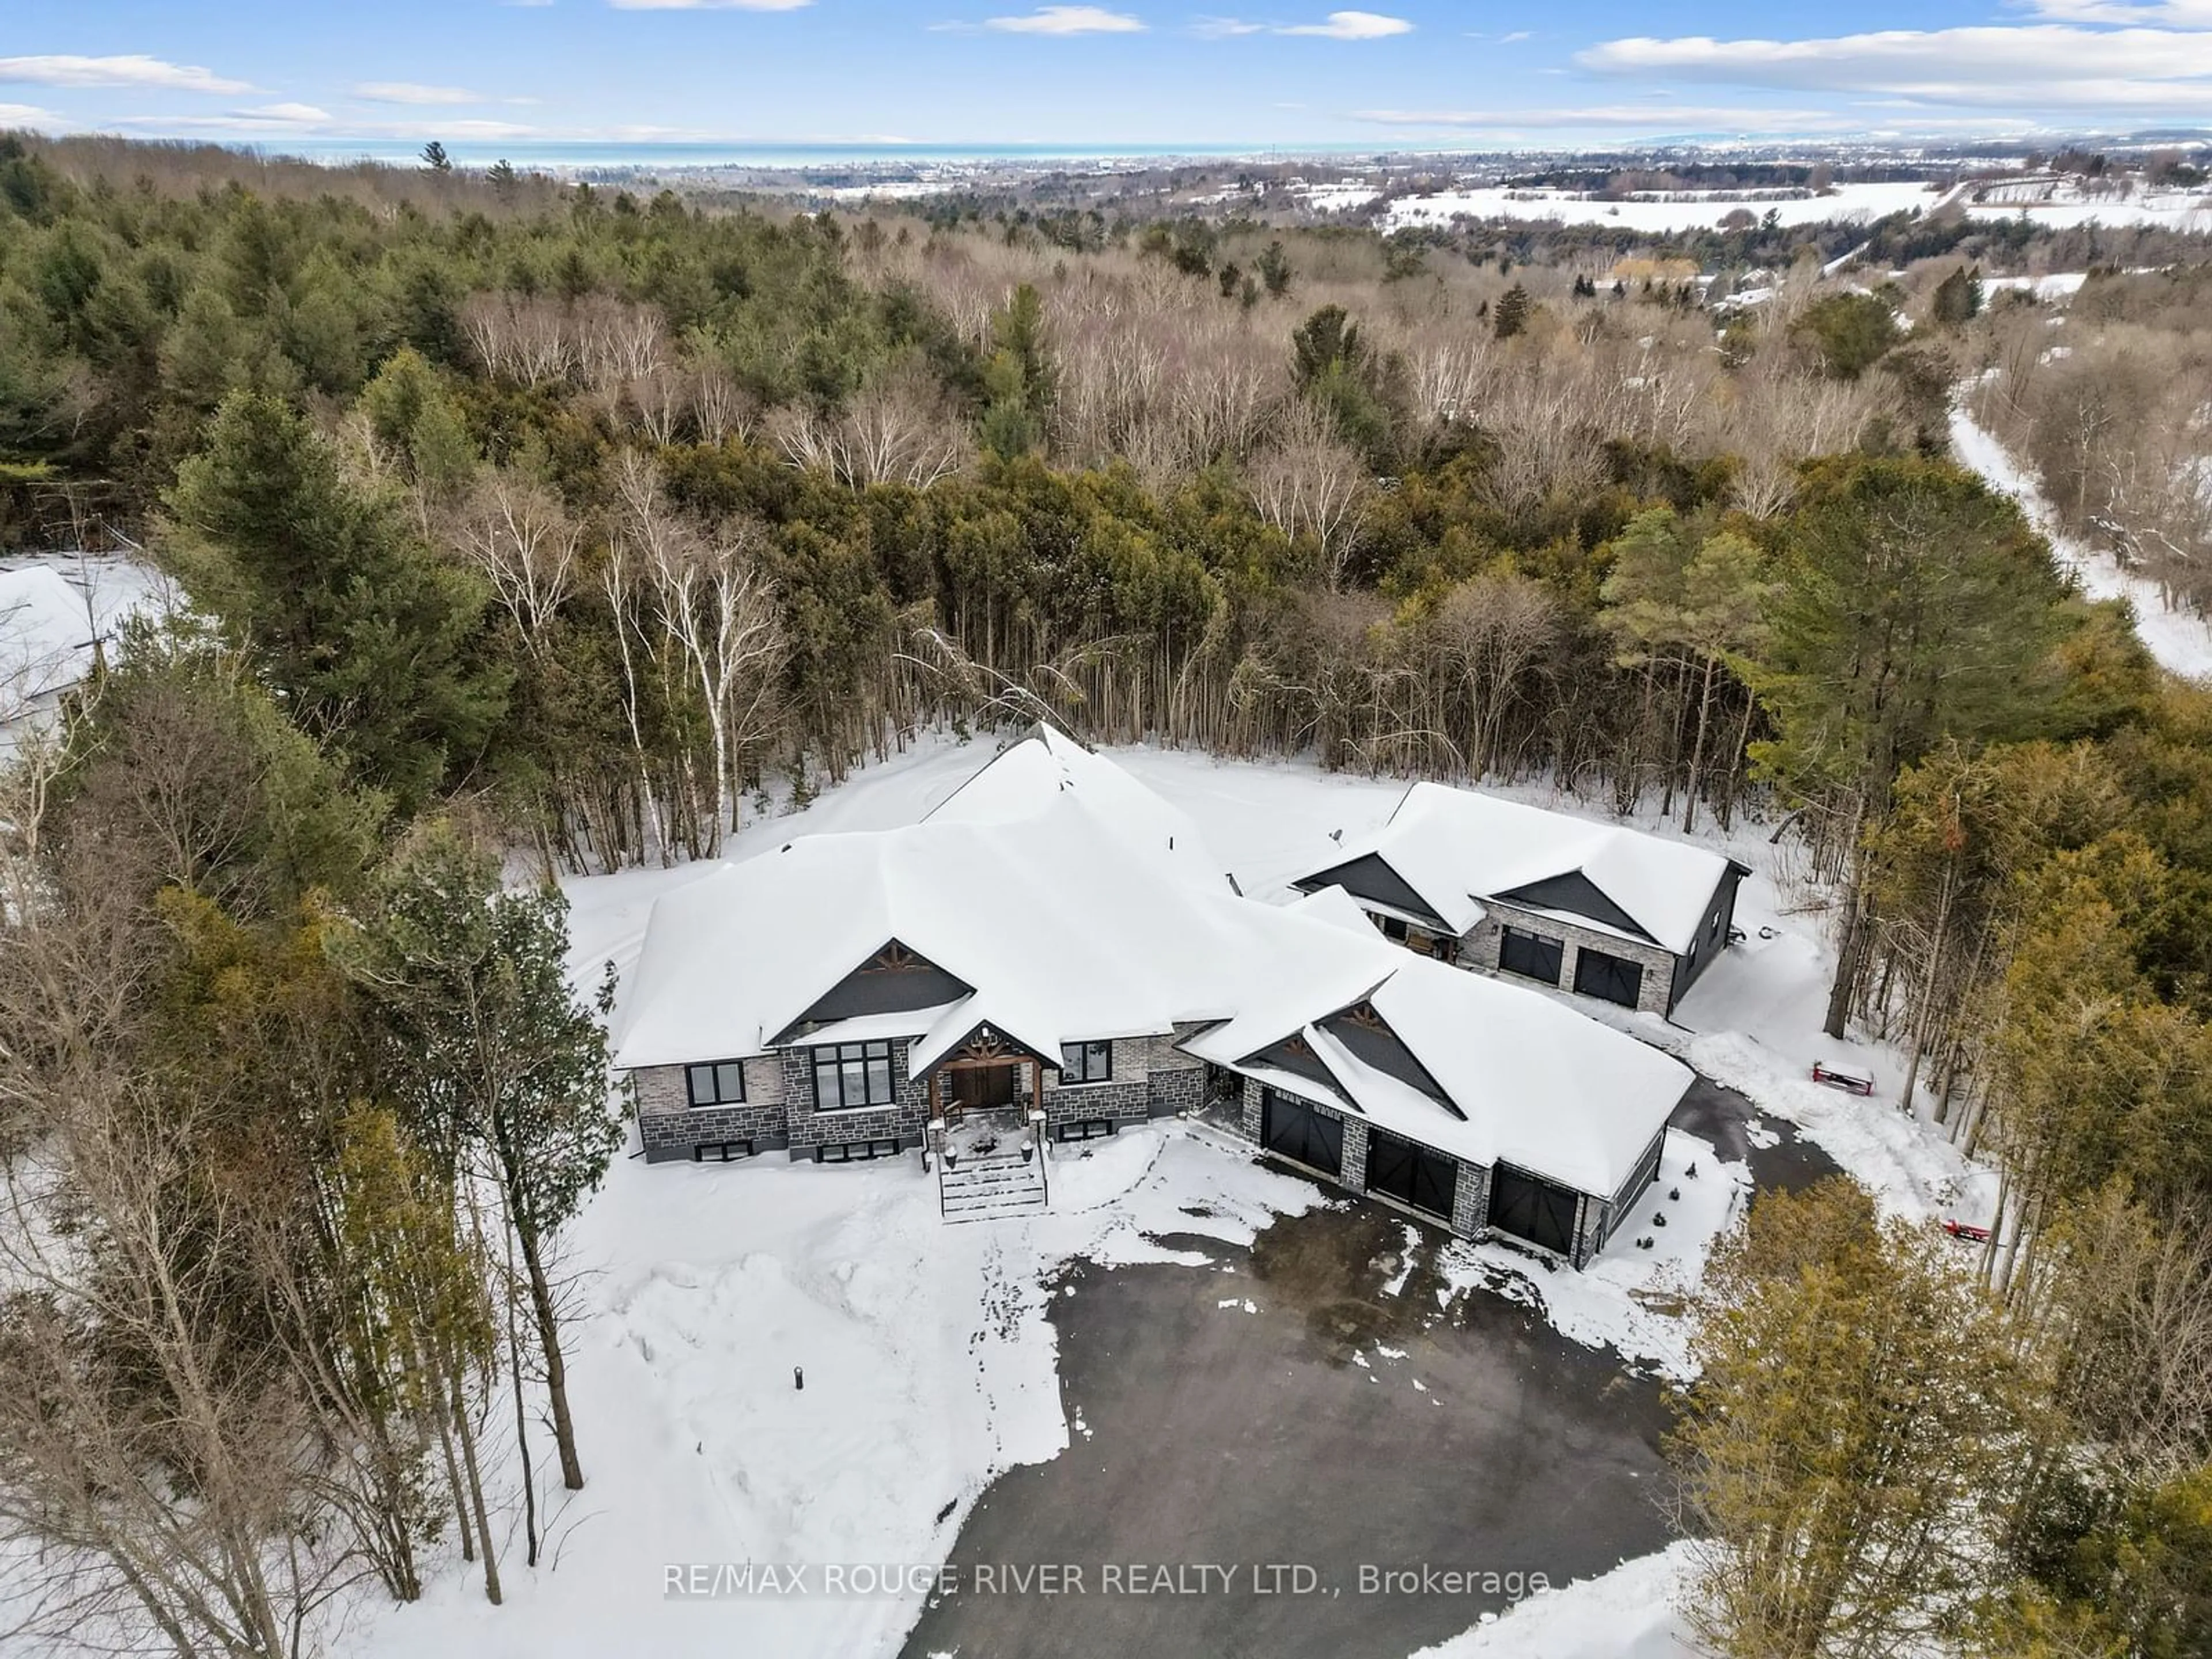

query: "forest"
(1, 128), (2210, 1657)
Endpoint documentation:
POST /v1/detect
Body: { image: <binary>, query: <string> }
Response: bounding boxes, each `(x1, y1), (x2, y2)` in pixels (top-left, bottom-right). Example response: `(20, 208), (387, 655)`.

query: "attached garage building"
(1189, 889), (1693, 1269)
(1291, 781), (1750, 1017)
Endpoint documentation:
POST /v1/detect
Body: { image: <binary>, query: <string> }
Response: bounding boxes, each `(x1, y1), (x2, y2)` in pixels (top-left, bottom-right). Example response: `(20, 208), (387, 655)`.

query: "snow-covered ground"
(1949, 404), (2212, 680)
(329, 729), (2001, 1659)
(1380, 180), (1941, 234)
(1410, 1540), (1700, 1658)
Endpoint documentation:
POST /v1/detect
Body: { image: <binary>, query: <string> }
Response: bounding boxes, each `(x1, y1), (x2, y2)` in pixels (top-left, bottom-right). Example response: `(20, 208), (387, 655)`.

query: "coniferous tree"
(165, 391), (509, 807)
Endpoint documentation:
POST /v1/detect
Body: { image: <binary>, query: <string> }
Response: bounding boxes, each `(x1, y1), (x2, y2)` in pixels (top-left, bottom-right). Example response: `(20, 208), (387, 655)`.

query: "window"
(686, 1059), (747, 1108)
(1059, 1040), (1112, 1084)
(812, 1040), (895, 1111)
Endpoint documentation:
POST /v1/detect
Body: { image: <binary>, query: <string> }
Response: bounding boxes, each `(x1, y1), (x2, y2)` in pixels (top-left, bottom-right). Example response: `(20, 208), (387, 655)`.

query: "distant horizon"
(12, 3), (2212, 156)
(23, 128), (2212, 177)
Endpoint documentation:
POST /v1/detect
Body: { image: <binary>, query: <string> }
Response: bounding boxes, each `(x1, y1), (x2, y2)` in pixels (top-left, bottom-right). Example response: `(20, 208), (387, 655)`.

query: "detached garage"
(1260, 1087), (1343, 1177)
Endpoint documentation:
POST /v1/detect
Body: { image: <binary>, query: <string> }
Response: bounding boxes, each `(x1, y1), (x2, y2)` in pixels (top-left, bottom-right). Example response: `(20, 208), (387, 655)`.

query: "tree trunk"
(516, 1212), (585, 1491)
(1682, 653), (1717, 835)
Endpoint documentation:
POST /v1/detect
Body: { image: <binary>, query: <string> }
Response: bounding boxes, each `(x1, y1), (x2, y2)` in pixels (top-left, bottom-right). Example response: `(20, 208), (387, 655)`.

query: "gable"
(779, 938), (974, 1037)
(1494, 870), (1657, 946)
(1294, 853), (1447, 931)
(1317, 1001), (1465, 1120)
(1241, 1031), (1355, 1108)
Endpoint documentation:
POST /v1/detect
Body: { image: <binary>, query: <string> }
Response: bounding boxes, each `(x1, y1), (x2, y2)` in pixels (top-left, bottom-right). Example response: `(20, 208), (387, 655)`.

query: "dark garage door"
(1260, 1089), (1343, 1177)
(1498, 927), (1563, 986)
(1487, 1165), (1582, 1256)
(1365, 1130), (1458, 1219)
(1573, 947), (1644, 1007)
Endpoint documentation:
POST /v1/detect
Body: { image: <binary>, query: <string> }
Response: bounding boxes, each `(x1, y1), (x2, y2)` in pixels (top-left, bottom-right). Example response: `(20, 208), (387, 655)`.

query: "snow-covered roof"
(1301, 781), (1741, 956)
(1183, 947), (1688, 1198)
(618, 738), (1692, 1199)
(923, 723), (1233, 893)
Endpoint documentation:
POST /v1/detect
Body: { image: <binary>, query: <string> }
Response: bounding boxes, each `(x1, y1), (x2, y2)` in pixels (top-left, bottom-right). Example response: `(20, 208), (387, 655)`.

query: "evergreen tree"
(165, 391), (509, 807)
(420, 141), (452, 175)
(1493, 282), (1529, 340)
(1675, 1178), (2025, 1659)
(334, 821), (621, 1495)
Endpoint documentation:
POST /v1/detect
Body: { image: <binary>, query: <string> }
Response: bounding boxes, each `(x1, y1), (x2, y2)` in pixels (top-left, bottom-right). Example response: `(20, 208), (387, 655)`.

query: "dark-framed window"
(686, 1059), (747, 1108)
(1059, 1040), (1112, 1084)
(813, 1040), (895, 1111)
(1498, 926), (1564, 986)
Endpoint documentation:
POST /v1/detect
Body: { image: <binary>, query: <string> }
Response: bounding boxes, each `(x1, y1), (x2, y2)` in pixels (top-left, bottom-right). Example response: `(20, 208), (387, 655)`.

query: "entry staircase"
(937, 1143), (1049, 1222)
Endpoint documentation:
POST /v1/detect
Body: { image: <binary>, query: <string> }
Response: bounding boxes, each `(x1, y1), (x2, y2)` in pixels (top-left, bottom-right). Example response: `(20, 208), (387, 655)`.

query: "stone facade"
(633, 1057), (790, 1164)
(779, 1044), (931, 1160)
(1228, 1075), (1634, 1267)
(1145, 1064), (1205, 1119)
(1457, 903), (1676, 1018)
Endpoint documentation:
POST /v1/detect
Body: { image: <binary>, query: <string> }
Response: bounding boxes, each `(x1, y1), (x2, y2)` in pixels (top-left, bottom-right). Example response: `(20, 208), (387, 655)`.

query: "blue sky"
(4, 1), (2211, 155)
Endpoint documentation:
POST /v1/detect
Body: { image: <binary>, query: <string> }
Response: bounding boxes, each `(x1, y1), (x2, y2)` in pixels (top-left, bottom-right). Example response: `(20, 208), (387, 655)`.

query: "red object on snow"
(1810, 1060), (1876, 1096)
(1942, 1218), (1992, 1244)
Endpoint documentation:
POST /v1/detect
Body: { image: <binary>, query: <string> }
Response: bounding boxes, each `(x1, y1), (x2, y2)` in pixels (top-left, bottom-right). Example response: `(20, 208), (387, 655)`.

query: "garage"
(1572, 946), (1644, 1008)
(1365, 1130), (1457, 1220)
(1497, 926), (1563, 986)
(1260, 1088), (1343, 1177)
(1487, 1164), (1582, 1256)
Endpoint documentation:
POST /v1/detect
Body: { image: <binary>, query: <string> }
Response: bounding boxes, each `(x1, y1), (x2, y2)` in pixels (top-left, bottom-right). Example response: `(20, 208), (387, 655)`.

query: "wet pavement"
(897, 1078), (1838, 1659)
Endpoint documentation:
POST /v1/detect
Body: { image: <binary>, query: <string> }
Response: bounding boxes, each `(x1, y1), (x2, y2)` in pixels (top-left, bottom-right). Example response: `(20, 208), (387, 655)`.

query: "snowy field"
(0, 550), (169, 759)
(1377, 179), (1942, 234)
(312, 732), (2011, 1659)
(1360, 176), (2212, 235)
(1949, 404), (2212, 680)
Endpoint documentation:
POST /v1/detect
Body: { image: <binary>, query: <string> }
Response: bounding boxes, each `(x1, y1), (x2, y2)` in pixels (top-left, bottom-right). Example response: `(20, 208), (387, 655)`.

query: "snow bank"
(1949, 404), (2212, 679)
(1382, 181), (1938, 235)
(1409, 1540), (1702, 1658)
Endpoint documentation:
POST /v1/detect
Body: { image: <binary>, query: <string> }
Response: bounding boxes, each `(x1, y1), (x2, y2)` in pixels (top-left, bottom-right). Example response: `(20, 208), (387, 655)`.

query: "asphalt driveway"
(899, 1080), (1836, 1659)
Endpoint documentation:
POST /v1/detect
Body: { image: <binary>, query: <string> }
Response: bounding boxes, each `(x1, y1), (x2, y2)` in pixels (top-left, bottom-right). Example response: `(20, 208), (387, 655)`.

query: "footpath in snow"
(1950, 403), (2212, 679)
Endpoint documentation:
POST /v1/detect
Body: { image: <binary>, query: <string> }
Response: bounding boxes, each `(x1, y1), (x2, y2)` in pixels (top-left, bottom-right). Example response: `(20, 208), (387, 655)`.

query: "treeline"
(2, 129), (1961, 869)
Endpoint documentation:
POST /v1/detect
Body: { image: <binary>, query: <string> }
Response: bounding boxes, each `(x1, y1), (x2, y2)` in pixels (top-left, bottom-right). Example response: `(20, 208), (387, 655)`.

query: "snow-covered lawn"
(1949, 404), (2212, 680)
(347, 1116), (1335, 1659)
(330, 730), (2008, 1659)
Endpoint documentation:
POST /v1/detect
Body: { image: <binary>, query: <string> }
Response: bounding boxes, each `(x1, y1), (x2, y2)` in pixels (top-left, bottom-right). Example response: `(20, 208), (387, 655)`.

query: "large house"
(615, 730), (1694, 1267)
(1289, 781), (1749, 1017)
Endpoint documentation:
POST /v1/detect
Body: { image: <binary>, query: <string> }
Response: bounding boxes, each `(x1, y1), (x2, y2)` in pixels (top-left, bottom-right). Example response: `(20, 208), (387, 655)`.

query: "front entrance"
(944, 1060), (1019, 1113)
(1259, 1088), (1344, 1177)
(1572, 946), (1645, 1008)
(1487, 1164), (1582, 1256)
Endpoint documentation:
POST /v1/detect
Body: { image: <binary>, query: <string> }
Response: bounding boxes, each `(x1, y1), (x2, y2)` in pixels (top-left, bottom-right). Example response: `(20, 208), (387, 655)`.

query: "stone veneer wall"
(1041, 1030), (1207, 1130)
(779, 1044), (931, 1158)
(1233, 1076), (1509, 1252)
(1457, 904), (1676, 1018)
(632, 1056), (790, 1163)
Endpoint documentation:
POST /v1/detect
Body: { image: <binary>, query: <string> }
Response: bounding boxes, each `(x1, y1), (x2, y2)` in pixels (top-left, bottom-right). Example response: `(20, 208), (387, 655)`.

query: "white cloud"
(609, 0), (814, 9)
(2010, 0), (2212, 21)
(241, 103), (331, 122)
(353, 81), (486, 105)
(983, 5), (1146, 32)
(1353, 104), (1862, 132)
(0, 54), (252, 93)
(1579, 25), (2212, 107)
(1278, 10), (1412, 37)
(0, 102), (61, 126)
(1197, 10), (1411, 39)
